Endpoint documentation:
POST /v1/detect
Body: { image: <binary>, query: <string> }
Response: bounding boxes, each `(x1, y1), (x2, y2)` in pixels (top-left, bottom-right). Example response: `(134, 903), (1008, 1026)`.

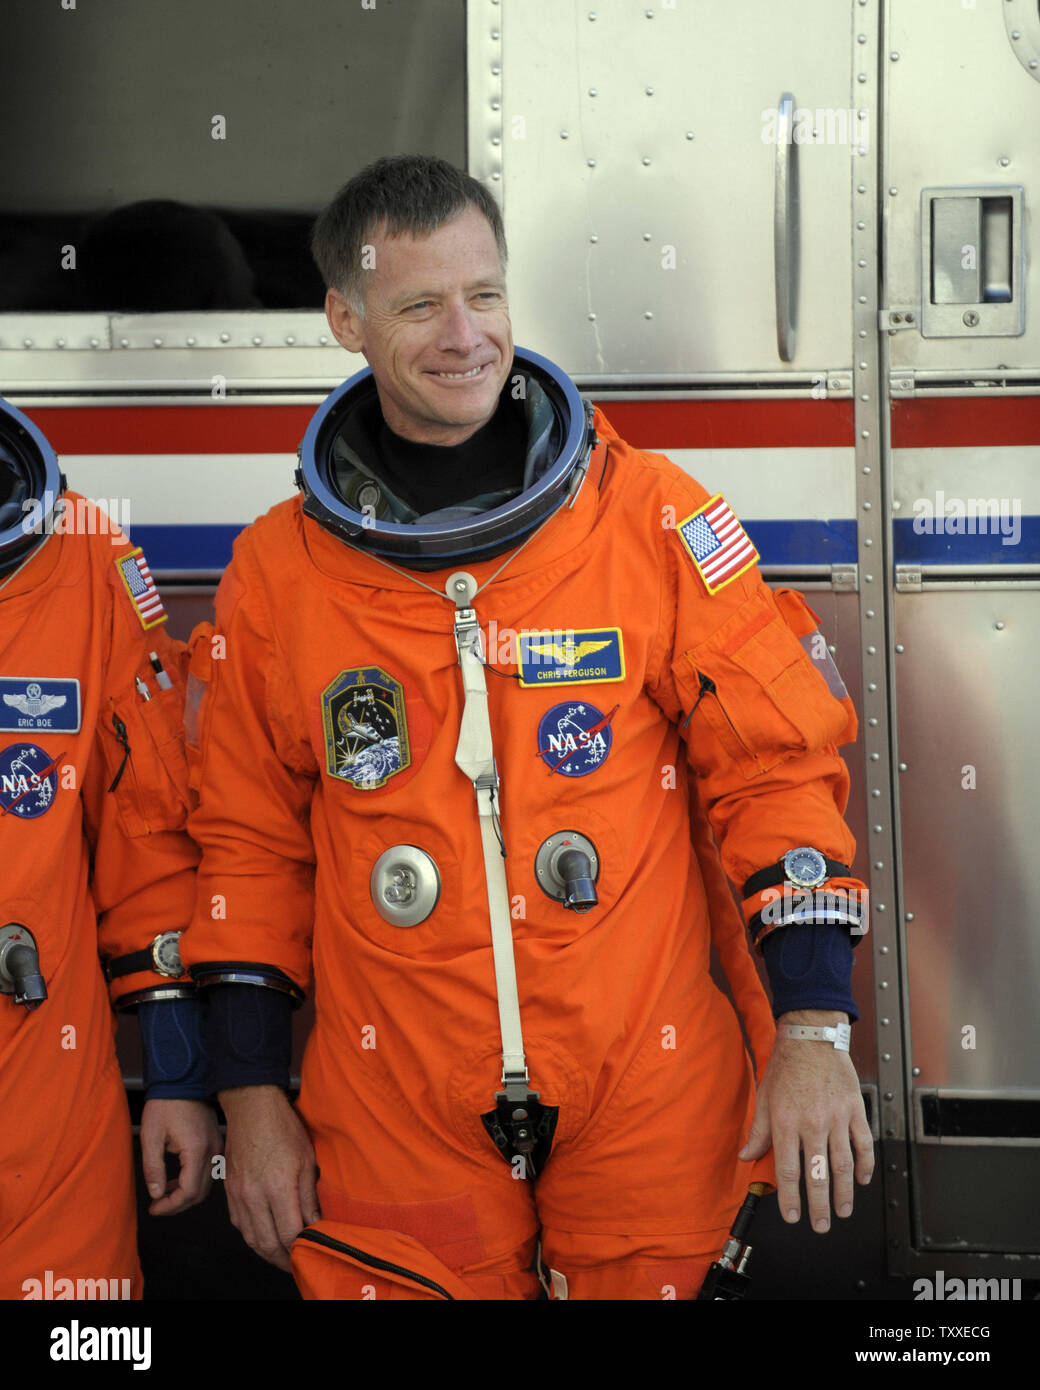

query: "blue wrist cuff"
(138, 996), (211, 1100)
(205, 983), (293, 1093)
(761, 923), (859, 1023)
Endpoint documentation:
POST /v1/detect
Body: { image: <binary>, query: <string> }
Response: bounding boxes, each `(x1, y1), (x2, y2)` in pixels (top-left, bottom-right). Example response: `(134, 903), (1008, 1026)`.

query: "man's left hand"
(738, 1009), (874, 1231)
(140, 1098), (222, 1216)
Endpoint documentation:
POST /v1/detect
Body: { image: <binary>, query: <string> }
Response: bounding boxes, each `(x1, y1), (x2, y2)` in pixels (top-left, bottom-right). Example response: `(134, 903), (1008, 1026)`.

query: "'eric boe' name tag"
(0, 677), (82, 733)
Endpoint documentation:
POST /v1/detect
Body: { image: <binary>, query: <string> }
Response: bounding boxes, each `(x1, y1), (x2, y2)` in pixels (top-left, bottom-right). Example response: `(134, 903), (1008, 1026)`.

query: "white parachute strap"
(449, 570), (529, 1089)
(334, 541), (550, 1091)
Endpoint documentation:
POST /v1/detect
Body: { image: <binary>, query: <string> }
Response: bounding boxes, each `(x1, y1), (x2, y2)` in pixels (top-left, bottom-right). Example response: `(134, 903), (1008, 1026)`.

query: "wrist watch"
(743, 847), (852, 899)
(777, 1022), (851, 1051)
(104, 930), (184, 981)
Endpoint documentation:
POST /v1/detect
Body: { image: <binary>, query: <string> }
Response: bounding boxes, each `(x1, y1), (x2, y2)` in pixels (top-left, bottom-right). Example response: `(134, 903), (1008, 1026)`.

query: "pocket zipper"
(683, 669), (758, 761)
(294, 1228), (455, 1300)
(108, 709), (132, 791)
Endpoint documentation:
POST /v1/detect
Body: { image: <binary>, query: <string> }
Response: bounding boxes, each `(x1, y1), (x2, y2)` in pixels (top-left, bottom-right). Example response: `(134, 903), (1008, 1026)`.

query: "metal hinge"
(889, 370), (915, 396)
(831, 564), (858, 593)
(895, 566), (923, 593)
(823, 372), (853, 397)
(879, 308), (920, 332)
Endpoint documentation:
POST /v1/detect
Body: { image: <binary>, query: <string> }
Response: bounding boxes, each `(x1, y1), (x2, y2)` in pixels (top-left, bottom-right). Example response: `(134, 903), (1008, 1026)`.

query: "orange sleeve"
(81, 535), (199, 1007)
(645, 467), (863, 903)
(178, 532), (317, 995)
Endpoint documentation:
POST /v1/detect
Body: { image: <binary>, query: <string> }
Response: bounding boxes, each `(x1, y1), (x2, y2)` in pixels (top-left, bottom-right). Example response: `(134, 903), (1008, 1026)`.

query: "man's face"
(325, 205), (513, 447)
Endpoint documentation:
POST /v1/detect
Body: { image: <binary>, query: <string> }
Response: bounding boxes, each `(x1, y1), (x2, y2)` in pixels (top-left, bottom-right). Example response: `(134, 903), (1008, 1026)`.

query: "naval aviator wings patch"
(517, 628), (624, 688)
(321, 667), (410, 790)
(676, 495), (759, 594)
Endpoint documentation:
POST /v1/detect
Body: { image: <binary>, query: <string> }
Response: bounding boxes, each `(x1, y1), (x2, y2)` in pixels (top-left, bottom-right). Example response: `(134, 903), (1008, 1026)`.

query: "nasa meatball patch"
(321, 667), (411, 790)
(537, 701), (615, 777)
(0, 678), (81, 733)
(0, 742), (59, 818)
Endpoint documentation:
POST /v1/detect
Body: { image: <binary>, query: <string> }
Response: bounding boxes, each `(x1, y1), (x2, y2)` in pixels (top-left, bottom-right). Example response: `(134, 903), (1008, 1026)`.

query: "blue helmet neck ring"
(296, 348), (595, 570)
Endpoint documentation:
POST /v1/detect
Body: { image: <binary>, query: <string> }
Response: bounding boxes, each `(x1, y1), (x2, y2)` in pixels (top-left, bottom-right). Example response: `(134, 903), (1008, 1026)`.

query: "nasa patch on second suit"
(0, 678), (81, 733)
(321, 667), (412, 790)
(0, 742), (59, 818)
(517, 628), (624, 688)
(537, 701), (615, 777)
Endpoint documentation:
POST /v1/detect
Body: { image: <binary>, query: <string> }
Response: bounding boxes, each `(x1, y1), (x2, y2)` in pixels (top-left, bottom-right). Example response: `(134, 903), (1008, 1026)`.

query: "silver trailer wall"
(478, 0), (1040, 1282)
(883, 0), (1040, 1267)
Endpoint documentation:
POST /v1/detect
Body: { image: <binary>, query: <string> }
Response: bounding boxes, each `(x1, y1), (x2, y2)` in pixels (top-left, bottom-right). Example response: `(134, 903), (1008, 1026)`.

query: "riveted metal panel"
(475, 0), (857, 377)
(884, 0), (1040, 373)
(894, 587), (1040, 1093)
(913, 1145), (1040, 1255)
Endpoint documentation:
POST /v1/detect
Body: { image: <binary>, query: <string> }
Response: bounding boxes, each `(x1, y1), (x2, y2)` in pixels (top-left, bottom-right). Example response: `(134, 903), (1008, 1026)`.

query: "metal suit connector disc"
(534, 831), (600, 910)
(370, 845), (441, 927)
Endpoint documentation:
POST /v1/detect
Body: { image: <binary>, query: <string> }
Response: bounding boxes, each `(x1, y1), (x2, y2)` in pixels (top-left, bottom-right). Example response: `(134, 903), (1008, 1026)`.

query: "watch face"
(783, 847), (828, 889)
(152, 931), (183, 978)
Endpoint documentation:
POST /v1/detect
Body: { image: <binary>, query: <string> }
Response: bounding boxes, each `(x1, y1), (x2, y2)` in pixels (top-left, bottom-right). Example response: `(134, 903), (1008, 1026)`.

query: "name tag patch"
(321, 667), (411, 790)
(0, 678), (81, 733)
(518, 628), (624, 688)
(537, 701), (616, 777)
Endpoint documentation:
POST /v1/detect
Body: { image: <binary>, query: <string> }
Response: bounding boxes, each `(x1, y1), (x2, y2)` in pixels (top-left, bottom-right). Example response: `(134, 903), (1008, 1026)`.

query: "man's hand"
(219, 1085), (320, 1272)
(738, 1009), (874, 1231)
(141, 1098), (222, 1216)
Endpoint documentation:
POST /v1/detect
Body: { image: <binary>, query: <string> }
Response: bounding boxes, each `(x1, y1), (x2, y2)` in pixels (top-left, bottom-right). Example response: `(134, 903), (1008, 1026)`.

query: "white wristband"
(777, 1022), (851, 1051)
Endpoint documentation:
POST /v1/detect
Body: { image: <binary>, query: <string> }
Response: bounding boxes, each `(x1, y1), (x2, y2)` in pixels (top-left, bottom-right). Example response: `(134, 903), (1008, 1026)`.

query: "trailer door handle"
(773, 92), (800, 363)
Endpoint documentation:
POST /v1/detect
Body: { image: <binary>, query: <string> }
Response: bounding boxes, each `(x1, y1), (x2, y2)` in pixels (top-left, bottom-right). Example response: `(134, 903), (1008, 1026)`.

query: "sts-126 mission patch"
(321, 667), (410, 790)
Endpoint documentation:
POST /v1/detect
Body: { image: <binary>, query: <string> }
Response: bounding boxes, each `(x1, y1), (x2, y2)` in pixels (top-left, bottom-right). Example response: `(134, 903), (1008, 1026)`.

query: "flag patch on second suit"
(115, 548), (167, 629)
(676, 495), (759, 594)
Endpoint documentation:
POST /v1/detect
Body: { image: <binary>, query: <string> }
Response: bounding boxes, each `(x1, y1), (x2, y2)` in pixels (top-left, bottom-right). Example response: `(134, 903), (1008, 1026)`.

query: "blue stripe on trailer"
(742, 519), (857, 566)
(894, 516), (1039, 564)
(127, 524), (243, 572)
(129, 518), (859, 574)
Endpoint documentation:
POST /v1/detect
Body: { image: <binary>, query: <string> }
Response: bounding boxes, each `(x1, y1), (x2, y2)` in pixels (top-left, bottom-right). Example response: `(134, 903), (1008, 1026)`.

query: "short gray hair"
(311, 154), (508, 316)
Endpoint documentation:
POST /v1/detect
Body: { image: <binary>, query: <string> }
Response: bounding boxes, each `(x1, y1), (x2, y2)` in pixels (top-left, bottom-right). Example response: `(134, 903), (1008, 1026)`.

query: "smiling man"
(182, 155), (873, 1301)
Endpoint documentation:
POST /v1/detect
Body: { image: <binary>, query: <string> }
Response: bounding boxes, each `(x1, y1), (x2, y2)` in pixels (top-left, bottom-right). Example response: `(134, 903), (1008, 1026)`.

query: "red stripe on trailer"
(591, 399), (855, 448)
(22, 398), (856, 454)
(22, 406), (316, 454)
(891, 397), (1040, 448)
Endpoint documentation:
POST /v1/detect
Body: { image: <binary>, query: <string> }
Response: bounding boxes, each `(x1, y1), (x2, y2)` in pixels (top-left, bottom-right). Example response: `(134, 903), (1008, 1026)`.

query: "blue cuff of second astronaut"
(204, 984), (293, 1095)
(760, 923), (859, 1023)
(138, 996), (211, 1100)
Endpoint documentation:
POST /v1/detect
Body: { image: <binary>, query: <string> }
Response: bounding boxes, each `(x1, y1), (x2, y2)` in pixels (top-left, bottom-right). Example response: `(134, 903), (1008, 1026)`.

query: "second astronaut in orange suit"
(0, 399), (218, 1300)
(182, 156), (874, 1300)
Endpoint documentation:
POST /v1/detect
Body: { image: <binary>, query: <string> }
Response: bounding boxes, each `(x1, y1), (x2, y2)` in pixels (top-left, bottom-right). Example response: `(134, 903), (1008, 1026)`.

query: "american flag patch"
(115, 548), (167, 630)
(676, 495), (759, 594)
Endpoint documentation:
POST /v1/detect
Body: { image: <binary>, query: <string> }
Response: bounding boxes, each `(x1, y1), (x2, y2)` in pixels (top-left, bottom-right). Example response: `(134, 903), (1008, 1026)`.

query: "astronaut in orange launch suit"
(0, 400), (218, 1300)
(182, 156), (874, 1300)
